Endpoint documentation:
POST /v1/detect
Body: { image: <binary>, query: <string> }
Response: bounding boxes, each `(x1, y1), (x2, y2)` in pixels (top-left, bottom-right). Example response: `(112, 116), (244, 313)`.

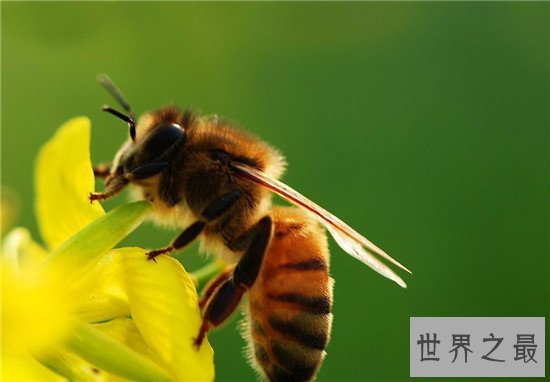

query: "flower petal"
(2, 227), (48, 274)
(118, 248), (215, 381)
(70, 251), (130, 324)
(35, 117), (105, 250)
(94, 317), (164, 367)
(2, 229), (72, 355)
(2, 352), (65, 381)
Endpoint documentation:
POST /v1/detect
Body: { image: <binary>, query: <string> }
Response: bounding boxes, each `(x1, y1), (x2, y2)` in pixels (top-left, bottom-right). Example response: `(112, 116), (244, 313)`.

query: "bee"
(91, 75), (410, 382)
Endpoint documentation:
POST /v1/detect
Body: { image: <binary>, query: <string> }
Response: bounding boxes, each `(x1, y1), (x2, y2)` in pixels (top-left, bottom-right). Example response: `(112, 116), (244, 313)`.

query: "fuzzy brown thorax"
(110, 106), (286, 257)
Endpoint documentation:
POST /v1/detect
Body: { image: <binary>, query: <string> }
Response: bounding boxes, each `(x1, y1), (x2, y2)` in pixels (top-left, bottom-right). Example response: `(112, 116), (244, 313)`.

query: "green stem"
(64, 319), (170, 382)
(190, 259), (226, 290)
(35, 348), (100, 382)
(39, 201), (151, 284)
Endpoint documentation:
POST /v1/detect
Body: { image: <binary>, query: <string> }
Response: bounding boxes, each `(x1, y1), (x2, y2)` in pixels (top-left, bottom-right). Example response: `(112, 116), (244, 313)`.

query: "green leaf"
(34, 348), (102, 382)
(65, 320), (170, 382)
(39, 201), (151, 284)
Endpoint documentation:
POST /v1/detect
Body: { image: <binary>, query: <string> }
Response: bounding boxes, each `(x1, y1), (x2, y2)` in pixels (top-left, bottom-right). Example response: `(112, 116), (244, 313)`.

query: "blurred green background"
(2, 2), (548, 381)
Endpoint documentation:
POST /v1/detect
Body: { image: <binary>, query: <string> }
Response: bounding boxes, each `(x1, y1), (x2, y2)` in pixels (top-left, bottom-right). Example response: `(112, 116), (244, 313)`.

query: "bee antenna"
(97, 74), (135, 119)
(102, 105), (137, 141)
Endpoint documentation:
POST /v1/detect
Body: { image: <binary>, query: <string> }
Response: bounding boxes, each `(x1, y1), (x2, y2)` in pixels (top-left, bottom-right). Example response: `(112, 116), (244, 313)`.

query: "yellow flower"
(2, 117), (215, 381)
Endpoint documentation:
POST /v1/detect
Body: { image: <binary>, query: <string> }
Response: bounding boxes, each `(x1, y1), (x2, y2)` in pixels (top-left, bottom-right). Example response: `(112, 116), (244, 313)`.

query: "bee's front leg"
(91, 162), (169, 204)
(89, 174), (129, 203)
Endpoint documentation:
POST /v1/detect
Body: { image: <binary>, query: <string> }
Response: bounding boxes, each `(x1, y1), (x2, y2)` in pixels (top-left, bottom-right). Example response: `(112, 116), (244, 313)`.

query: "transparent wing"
(232, 163), (410, 288)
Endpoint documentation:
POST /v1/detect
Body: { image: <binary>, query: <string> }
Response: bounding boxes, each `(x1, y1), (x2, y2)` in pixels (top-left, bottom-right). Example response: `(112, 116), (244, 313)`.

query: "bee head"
(97, 75), (187, 180)
(105, 109), (187, 179)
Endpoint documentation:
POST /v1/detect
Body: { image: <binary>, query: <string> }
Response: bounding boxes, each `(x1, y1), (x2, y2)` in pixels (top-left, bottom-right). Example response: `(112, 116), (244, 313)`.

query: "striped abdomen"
(245, 206), (334, 382)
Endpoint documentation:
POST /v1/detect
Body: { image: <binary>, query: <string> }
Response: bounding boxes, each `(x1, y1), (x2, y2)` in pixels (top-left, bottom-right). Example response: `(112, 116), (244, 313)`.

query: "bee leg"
(146, 190), (242, 261)
(146, 221), (206, 261)
(232, 216), (272, 289)
(194, 278), (244, 349)
(89, 174), (128, 203)
(200, 190), (242, 221)
(194, 216), (272, 349)
(92, 163), (111, 178)
(128, 162), (169, 180)
(199, 266), (234, 309)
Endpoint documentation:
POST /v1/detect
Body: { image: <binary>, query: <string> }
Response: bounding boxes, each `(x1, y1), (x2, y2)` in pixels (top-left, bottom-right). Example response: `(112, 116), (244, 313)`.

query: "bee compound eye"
(141, 123), (186, 160)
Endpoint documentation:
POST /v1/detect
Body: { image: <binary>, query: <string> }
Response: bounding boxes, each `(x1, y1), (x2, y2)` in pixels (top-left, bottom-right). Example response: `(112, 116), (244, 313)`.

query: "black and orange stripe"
(246, 206), (333, 382)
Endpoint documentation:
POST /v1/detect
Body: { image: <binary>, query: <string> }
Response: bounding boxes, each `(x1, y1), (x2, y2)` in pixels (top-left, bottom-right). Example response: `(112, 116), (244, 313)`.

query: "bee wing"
(232, 163), (410, 288)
